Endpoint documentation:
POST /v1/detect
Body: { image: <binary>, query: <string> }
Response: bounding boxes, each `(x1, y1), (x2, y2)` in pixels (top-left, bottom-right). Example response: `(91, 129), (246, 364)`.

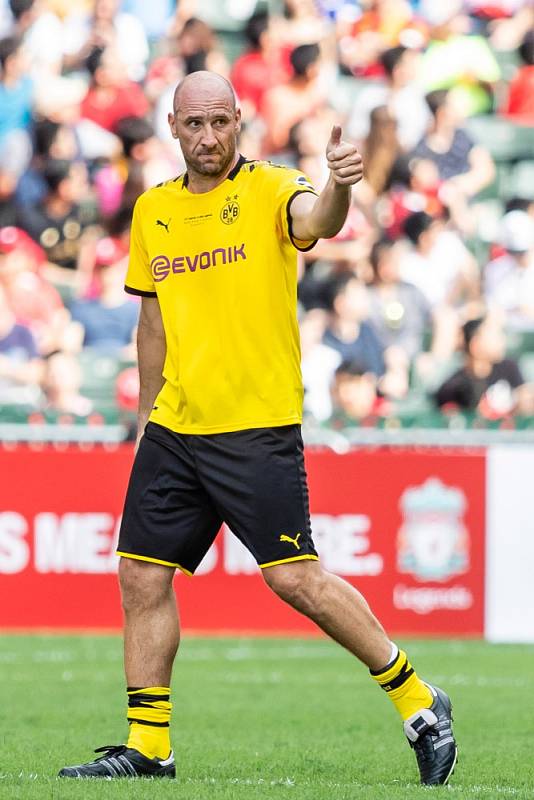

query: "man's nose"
(200, 124), (217, 147)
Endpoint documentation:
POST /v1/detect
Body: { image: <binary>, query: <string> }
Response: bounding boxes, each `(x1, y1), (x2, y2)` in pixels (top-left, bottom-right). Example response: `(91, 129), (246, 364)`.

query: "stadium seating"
(465, 116), (534, 162)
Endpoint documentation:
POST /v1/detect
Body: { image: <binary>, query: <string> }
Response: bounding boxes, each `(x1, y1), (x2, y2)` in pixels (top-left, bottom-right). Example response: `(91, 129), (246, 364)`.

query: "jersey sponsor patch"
(294, 175), (315, 190)
(151, 244), (247, 282)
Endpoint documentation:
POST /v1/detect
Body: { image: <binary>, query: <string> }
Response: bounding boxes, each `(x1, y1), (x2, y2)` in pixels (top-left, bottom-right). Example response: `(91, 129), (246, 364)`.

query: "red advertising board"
(0, 446), (485, 634)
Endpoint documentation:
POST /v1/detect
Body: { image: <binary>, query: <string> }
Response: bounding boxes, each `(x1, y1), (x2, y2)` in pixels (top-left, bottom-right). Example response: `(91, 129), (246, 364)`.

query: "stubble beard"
(186, 145), (237, 179)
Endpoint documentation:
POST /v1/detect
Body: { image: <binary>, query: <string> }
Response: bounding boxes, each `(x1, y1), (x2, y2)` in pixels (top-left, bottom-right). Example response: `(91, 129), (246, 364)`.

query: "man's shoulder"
(437, 365), (469, 393)
(360, 319), (382, 342)
(496, 357), (523, 379)
(453, 127), (474, 150)
(398, 280), (428, 302)
(241, 159), (315, 193)
(18, 203), (47, 231)
(137, 177), (184, 205)
(237, 159), (280, 177)
(242, 159), (299, 177)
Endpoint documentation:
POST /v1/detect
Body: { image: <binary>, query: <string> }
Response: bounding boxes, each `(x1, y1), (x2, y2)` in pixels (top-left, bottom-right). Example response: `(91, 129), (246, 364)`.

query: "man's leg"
(263, 560), (457, 785)
(121, 558), (179, 687)
(120, 558), (178, 761)
(58, 557), (178, 779)
(263, 560), (394, 669)
(59, 424), (221, 779)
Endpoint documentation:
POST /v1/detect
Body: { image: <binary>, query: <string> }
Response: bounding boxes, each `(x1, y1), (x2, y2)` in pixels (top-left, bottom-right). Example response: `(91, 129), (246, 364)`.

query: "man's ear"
(168, 112), (178, 140)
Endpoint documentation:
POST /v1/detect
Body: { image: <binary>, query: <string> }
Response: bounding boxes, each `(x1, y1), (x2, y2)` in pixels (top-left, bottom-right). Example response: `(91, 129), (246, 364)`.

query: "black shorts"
(117, 422), (318, 575)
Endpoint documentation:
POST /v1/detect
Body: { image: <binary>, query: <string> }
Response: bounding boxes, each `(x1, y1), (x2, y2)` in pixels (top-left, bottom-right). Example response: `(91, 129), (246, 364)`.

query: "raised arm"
(136, 295), (166, 450)
(290, 125), (363, 241)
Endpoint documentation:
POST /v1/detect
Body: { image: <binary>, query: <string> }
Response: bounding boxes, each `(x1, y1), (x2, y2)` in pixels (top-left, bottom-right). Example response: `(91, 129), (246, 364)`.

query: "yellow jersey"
(125, 156), (317, 434)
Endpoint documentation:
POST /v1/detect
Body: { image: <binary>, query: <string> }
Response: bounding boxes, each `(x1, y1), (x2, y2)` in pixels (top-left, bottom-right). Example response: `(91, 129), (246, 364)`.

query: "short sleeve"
(264, 165), (319, 252)
(457, 128), (475, 155)
(435, 370), (466, 409)
(19, 325), (39, 360)
(124, 196), (157, 297)
(501, 359), (524, 390)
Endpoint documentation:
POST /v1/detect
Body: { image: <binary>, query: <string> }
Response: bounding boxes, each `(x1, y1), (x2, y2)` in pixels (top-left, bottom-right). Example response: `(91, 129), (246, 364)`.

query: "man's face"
(94, 0), (118, 22)
(334, 372), (376, 420)
(168, 92), (241, 179)
(59, 163), (87, 204)
(4, 47), (25, 80)
(335, 279), (369, 323)
(439, 93), (463, 128)
(377, 245), (401, 284)
(472, 320), (506, 363)
(393, 50), (419, 87)
(95, 47), (125, 87)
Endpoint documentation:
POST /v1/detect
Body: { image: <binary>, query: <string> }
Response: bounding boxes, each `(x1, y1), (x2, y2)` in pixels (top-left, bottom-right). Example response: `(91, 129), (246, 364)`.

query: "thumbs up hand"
(326, 125), (363, 187)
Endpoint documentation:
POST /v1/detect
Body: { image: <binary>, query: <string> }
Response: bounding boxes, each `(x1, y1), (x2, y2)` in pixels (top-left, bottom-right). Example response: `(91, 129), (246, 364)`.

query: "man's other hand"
(326, 125), (364, 187)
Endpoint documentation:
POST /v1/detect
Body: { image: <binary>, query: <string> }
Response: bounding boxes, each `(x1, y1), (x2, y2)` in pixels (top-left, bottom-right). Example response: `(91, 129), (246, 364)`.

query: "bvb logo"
(220, 195), (240, 225)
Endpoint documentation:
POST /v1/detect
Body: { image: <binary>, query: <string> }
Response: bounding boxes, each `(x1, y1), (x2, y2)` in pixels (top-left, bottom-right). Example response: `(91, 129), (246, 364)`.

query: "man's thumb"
(328, 124), (342, 151)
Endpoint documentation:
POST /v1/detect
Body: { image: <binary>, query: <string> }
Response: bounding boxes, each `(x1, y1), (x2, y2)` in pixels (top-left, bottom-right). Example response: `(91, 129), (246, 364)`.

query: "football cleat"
(58, 745), (175, 779)
(403, 684), (458, 785)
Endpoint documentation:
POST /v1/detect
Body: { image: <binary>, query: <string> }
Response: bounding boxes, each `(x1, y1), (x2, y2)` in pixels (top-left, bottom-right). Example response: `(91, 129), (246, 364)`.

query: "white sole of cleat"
(442, 747), (458, 786)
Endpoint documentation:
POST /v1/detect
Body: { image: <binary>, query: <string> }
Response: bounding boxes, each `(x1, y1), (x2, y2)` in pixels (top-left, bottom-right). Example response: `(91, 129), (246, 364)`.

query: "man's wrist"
(329, 174), (352, 193)
(136, 412), (151, 438)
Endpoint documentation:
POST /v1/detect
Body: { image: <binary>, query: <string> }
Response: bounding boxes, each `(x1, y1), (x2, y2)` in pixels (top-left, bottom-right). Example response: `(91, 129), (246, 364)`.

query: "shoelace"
(94, 745), (127, 760)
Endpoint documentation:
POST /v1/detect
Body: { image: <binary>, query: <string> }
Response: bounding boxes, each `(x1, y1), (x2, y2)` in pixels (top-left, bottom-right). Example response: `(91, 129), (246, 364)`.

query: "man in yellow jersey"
(59, 71), (457, 785)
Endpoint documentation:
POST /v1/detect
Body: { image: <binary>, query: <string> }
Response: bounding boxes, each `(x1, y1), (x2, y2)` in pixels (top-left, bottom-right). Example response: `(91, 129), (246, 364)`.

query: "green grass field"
(1, 636), (533, 800)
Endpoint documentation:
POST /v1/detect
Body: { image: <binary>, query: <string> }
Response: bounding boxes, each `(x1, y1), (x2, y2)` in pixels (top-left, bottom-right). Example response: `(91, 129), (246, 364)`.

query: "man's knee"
(262, 560), (325, 614)
(119, 557), (174, 613)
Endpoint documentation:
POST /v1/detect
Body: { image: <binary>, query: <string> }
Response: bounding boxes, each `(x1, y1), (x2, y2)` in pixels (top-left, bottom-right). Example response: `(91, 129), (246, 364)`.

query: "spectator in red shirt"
(0, 281), (43, 404)
(80, 45), (149, 133)
(0, 226), (68, 353)
(231, 12), (290, 119)
(501, 30), (534, 124)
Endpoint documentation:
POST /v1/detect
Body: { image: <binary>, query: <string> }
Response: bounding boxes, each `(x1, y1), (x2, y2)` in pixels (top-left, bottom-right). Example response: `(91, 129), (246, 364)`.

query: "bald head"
(168, 71), (241, 187)
(173, 71), (236, 113)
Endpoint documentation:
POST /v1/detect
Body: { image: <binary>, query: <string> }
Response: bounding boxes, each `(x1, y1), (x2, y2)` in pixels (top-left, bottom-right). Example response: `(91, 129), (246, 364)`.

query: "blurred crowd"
(0, 0), (534, 436)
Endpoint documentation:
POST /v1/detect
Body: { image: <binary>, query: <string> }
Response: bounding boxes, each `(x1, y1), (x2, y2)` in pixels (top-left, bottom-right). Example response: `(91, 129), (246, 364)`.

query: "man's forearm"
(291, 126), (363, 242)
(137, 318), (166, 438)
(306, 176), (352, 239)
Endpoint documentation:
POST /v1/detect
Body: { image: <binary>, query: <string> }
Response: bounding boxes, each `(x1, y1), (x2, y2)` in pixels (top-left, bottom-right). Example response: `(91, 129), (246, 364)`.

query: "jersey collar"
(181, 154), (247, 190)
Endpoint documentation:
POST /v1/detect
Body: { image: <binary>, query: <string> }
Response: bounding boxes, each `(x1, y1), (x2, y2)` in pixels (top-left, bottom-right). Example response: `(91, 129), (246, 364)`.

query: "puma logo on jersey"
(156, 218), (171, 233)
(279, 533), (301, 550)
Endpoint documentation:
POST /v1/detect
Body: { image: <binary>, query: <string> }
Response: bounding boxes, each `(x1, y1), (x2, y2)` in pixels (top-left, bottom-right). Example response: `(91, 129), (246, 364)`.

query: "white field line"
(1, 642), (533, 665)
(0, 648), (123, 664)
(0, 644), (338, 665)
(2, 772), (532, 796)
(1, 645), (530, 691)
(216, 671), (529, 688)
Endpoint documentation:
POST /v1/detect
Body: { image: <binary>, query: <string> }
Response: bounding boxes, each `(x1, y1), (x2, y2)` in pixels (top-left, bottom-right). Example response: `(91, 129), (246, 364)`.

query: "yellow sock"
(370, 649), (433, 721)
(126, 686), (172, 760)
